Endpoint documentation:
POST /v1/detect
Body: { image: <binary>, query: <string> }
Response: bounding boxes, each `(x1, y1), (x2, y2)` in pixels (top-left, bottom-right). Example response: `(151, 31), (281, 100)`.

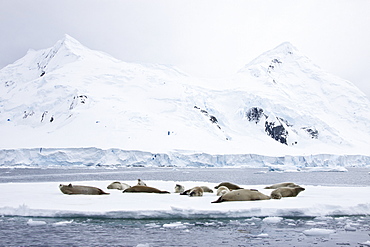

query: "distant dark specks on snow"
(70, 95), (88, 110)
(194, 105), (221, 128)
(41, 111), (48, 122)
(210, 116), (218, 124)
(246, 107), (289, 145)
(246, 107), (265, 124)
(267, 58), (282, 74)
(302, 127), (319, 139)
(5, 81), (15, 87)
(23, 110), (35, 119)
(265, 121), (288, 145)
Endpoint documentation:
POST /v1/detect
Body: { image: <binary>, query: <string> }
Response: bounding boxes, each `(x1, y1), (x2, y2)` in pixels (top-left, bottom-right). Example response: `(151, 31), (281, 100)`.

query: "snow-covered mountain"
(1, 35), (369, 167)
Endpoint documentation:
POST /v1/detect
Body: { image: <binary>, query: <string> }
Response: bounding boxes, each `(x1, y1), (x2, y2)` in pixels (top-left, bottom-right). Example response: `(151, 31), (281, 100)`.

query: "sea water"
(0, 167), (369, 247)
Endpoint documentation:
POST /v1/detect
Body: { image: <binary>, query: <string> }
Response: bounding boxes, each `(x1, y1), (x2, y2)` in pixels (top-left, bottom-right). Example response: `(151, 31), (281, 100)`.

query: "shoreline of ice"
(0, 147), (369, 168)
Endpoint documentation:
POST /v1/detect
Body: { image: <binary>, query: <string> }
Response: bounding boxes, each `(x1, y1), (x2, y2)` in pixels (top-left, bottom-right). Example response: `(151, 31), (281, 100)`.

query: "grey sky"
(1, 0), (369, 99)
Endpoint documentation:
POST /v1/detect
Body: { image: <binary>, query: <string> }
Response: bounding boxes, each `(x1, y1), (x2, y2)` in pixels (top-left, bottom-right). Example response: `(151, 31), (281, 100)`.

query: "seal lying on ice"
(270, 187), (305, 199)
(216, 186), (230, 196)
(107, 181), (131, 190)
(212, 189), (270, 203)
(59, 184), (110, 195)
(123, 185), (170, 194)
(188, 186), (204, 197)
(180, 186), (213, 195)
(174, 184), (185, 193)
(214, 182), (243, 191)
(137, 179), (147, 186)
(264, 182), (302, 189)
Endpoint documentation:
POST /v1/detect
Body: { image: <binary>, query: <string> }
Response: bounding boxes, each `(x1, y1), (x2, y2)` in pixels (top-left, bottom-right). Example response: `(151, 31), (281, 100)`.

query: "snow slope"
(1, 180), (369, 218)
(1, 35), (369, 166)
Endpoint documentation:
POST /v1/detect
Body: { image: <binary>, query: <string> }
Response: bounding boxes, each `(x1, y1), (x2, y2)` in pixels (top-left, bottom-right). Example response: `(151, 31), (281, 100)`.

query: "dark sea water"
(0, 167), (370, 247)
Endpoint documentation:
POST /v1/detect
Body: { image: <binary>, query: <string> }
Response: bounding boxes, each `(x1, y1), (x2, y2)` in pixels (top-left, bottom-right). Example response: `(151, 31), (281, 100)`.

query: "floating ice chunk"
(344, 224), (356, 231)
(256, 233), (269, 238)
(27, 219), (46, 226)
(136, 244), (151, 247)
(303, 228), (335, 236)
(359, 241), (370, 247)
(145, 223), (160, 228)
(262, 216), (283, 224)
(52, 220), (73, 226)
(163, 222), (186, 228)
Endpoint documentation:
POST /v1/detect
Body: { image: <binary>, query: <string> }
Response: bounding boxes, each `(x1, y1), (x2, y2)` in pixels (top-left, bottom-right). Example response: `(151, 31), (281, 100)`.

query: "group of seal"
(59, 180), (305, 202)
(59, 179), (170, 195)
(211, 181), (305, 203)
(264, 182), (305, 199)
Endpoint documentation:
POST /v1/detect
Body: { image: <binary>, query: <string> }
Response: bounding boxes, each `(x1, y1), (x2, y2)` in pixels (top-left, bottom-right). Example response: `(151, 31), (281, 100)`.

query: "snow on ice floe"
(27, 219), (47, 226)
(0, 180), (369, 219)
(303, 228), (336, 236)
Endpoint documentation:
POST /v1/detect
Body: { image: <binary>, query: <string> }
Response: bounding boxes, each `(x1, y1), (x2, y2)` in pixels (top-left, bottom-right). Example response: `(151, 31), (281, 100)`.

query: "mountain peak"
(271, 42), (297, 55)
(237, 42), (309, 76)
(58, 34), (86, 52)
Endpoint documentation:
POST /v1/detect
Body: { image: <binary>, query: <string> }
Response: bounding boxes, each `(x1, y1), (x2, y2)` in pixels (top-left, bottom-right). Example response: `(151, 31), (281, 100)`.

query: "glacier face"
(1, 147), (369, 168)
(0, 35), (370, 167)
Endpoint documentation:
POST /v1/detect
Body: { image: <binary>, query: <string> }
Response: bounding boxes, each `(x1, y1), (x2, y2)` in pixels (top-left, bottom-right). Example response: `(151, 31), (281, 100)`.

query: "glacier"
(1, 34), (370, 167)
(0, 147), (369, 169)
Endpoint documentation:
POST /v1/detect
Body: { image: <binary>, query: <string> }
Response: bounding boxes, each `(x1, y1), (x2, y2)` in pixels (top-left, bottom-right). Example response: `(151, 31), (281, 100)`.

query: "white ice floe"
(52, 220), (74, 226)
(27, 219), (47, 226)
(359, 241), (370, 247)
(0, 180), (369, 219)
(303, 228), (336, 236)
(262, 217), (283, 224)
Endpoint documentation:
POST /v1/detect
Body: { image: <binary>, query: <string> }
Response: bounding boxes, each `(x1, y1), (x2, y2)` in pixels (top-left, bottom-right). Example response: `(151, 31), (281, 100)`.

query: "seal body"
(200, 186), (213, 193)
(270, 187), (305, 199)
(189, 186), (204, 197)
(180, 186), (212, 195)
(123, 185), (170, 194)
(217, 186), (230, 196)
(59, 184), (110, 195)
(174, 184), (185, 193)
(107, 182), (131, 190)
(214, 182), (243, 191)
(264, 182), (302, 189)
(212, 189), (270, 203)
(137, 179), (147, 186)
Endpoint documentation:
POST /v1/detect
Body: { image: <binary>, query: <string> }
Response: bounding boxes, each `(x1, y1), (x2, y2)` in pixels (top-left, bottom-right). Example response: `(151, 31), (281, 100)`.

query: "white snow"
(303, 228), (336, 236)
(1, 35), (370, 165)
(26, 219), (47, 226)
(262, 216), (283, 224)
(359, 241), (370, 247)
(0, 180), (369, 219)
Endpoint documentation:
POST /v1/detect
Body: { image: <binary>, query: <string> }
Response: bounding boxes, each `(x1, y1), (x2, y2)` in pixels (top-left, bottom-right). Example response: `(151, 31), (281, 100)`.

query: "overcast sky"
(1, 0), (369, 98)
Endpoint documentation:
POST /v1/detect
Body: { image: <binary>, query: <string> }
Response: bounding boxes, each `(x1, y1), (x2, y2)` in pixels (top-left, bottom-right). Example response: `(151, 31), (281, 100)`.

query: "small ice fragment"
(303, 228), (335, 236)
(262, 216), (283, 224)
(27, 219), (46, 226)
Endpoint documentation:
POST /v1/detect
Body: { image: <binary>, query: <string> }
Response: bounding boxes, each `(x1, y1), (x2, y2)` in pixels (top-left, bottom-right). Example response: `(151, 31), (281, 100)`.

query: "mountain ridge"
(1, 35), (369, 157)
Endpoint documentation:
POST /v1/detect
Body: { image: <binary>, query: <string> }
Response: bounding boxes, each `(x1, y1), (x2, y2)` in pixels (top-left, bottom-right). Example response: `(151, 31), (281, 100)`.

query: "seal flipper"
(211, 196), (224, 203)
(99, 189), (110, 195)
(159, 191), (170, 194)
